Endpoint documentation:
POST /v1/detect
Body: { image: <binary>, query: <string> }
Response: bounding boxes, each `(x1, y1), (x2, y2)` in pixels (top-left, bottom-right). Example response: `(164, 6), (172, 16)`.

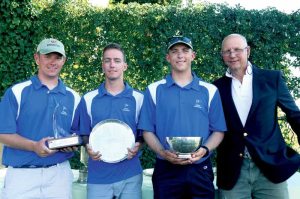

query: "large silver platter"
(89, 119), (135, 163)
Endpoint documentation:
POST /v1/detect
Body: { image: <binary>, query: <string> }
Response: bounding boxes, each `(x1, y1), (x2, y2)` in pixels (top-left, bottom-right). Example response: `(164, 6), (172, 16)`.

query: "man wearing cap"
(138, 35), (227, 199)
(0, 38), (80, 199)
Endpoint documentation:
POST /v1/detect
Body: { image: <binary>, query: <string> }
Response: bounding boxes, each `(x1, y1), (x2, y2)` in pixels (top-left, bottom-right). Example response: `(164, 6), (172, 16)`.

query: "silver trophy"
(47, 103), (82, 150)
(89, 119), (135, 163)
(166, 136), (203, 158)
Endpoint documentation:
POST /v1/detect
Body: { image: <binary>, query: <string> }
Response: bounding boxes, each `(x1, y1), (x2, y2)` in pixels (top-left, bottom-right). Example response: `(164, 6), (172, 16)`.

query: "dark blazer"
(213, 65), (300, 190)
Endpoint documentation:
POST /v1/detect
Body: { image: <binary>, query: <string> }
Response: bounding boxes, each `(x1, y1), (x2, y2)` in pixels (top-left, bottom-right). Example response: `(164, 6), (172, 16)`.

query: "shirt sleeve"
(137, 88), (156, 134)
(76, 98), (92, 136)
(0, 88), (18, 133)
(208, 89), (227, 132)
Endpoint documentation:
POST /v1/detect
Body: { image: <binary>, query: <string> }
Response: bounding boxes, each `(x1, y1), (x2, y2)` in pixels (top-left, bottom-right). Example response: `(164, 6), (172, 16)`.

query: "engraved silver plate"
(89, 119), (135, 163)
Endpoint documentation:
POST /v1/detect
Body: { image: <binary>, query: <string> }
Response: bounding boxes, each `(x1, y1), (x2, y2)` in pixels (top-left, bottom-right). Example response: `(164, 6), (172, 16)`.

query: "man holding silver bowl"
(138, 35), (227, 199)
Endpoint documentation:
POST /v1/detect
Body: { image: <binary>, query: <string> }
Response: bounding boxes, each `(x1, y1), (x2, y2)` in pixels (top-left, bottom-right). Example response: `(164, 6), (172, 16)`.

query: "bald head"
(221, 34), (248, 50)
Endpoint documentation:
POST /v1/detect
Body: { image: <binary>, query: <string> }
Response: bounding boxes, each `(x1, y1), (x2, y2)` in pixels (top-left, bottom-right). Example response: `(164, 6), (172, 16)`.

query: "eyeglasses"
(221, 47), (248, 57)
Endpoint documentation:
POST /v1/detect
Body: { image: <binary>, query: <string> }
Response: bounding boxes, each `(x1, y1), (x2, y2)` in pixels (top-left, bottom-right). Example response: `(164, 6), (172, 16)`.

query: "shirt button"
(243, 132), (248, 137)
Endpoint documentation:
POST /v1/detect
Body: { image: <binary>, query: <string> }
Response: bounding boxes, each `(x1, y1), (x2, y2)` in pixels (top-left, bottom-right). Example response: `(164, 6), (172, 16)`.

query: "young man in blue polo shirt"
(75, 43), (143, 199)
(0, 38), (80, 198)
(138, 35), (227, 199)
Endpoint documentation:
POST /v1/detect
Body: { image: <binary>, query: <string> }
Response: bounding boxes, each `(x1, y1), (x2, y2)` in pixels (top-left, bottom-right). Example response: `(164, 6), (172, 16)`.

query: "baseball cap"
(36, 38), (66, 57)
(167, 36), (193, 51)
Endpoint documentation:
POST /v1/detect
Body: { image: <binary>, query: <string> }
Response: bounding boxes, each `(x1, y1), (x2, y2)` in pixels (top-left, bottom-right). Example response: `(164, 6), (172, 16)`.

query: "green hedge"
(1, 0), (299, 168)
(0, 0), (36, 97)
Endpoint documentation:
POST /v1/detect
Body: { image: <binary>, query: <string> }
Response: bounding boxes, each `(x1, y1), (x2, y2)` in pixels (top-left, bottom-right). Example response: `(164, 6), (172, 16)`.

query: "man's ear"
(34, 53), (40, 65)
(166, 54), (171, 63)
(123, 63), (128, 71)
(247, 46), (251, 58)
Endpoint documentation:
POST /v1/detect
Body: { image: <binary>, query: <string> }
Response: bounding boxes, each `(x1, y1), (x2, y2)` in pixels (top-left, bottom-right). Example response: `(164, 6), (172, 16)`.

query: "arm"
(202, 131), (224, 151)
(0, 133), (56, 157)
(277, 72), (300, 144)
(127, 141), (143, 159)
(191, 131), (224, 162)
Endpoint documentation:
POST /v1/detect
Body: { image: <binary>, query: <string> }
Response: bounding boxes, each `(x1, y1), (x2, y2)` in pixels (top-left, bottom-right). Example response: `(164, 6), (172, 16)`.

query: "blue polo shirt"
(0, 75), (80, 167)
(75, 82), (144, 184)
(138, 73), (227, 162)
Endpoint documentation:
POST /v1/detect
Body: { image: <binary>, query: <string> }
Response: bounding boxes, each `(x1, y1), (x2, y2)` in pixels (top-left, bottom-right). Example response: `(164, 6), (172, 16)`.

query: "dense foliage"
(0, 0), (36, 98)
(1, 0), (299, 168)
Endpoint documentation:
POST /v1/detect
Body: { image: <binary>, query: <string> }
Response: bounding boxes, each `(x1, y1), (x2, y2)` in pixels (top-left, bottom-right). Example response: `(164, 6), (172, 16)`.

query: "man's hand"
(127, 142), (141, 159)
(160, 150), (192, 165)
(33, 137), (57, 157)
(59, 146), (79, 153)
(86, 144), (101, 161)
(190, 147), (208, 163)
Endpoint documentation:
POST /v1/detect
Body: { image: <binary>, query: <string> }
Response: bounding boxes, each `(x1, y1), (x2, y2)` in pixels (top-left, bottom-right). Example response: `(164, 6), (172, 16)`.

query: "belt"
(12, 163), (58, 169)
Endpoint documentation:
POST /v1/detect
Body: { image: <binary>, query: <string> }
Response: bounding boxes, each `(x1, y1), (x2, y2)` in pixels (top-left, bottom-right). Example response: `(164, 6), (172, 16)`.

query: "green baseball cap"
(36, 38), (66, 57)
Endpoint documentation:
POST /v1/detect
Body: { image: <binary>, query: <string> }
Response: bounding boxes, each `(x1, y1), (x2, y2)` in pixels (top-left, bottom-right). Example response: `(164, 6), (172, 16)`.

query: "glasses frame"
(221, 46), (248, 57)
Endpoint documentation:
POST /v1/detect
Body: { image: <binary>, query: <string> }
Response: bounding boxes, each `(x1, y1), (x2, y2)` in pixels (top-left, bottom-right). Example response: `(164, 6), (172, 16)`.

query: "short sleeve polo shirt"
(138, 73), (227, 162)
(75, 82), (144, 184)
(0, 75), (80, 167)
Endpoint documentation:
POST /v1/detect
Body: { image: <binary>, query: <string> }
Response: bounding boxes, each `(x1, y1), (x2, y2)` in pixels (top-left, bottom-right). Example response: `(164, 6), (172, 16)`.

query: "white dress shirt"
(226, 62), (253, 126)
(226, 62), (253, 158)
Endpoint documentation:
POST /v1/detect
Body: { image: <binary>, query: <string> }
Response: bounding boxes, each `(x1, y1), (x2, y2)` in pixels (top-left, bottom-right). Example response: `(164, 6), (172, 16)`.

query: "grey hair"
(221, 33), (248, 48)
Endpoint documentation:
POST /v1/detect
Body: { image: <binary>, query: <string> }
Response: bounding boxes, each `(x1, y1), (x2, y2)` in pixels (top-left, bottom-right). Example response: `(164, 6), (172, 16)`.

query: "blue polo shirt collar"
(30, 75), (67, 94)
(166, 72), (202, 91)
(98, 82), (133, 97)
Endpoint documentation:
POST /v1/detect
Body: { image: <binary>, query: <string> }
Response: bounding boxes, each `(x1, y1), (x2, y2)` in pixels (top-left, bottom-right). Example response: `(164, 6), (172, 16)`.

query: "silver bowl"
(166, 136), (203, 155)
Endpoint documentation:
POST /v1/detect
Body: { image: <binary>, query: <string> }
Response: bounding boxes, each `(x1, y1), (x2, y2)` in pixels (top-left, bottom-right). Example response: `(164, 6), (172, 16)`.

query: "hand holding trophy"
(166, 136), (203, 159)
(89, 119), (135, 163)
(47, 103), (82, 150)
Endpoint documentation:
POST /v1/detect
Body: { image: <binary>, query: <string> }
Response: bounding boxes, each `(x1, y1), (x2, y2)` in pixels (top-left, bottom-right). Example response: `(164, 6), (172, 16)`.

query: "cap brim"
(39, 49), (66, 57)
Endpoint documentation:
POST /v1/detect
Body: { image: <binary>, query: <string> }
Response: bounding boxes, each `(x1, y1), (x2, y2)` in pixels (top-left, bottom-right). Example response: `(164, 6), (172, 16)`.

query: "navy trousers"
(152, 158), (215, 199)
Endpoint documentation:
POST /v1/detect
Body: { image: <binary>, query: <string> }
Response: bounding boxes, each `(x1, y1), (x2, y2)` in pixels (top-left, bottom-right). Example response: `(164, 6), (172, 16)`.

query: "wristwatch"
(200, 145), (209, 157)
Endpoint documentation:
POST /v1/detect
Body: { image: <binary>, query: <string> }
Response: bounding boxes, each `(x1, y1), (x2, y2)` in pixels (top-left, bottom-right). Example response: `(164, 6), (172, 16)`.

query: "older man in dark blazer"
(214, 33), (300, 199)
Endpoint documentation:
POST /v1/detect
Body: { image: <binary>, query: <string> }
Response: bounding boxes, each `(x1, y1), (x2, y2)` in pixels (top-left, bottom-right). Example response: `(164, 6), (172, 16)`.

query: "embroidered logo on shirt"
(193, 99), (202, 109)
(60, 106), (68, 116)
(122, 104), (130, 112)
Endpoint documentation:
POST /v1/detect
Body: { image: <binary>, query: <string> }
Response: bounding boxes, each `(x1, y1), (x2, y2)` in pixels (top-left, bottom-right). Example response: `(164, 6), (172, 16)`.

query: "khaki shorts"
(1, 161), (73, 199)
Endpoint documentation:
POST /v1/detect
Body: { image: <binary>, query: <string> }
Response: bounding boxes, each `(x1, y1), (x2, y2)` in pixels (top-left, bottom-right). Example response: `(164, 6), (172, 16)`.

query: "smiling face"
(166, 44), (195, 74)
(102, 48), (127, 81)
(34, 52), (66, 81)
(221, 34), (250, 74)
